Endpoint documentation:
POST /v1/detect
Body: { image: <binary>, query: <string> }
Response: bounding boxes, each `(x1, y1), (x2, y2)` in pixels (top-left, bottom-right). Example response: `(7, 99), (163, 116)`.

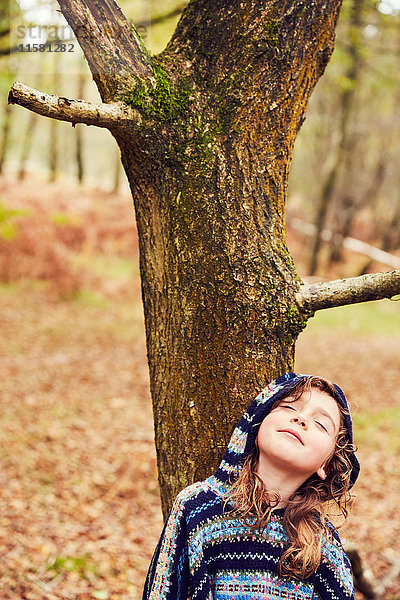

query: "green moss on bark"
(122, 61), (191, 124)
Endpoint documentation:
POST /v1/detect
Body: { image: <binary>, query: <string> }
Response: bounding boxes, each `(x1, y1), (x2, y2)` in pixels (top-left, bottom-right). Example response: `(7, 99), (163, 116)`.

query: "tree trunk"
(115, 127), (304, 514)
(75, 69), (86, 184)
(49, 54), (60, 182)
(0, 103), (12, 175)
(8, 0), (400, 522)
(382, 196), (400, 252)
(309, 0), (365, 275)
(111, 145), (121, 194)
(330, 158), (385, 266)
(18, 111), (38, 180)
(112, 0), (344, 514)
(18, 72), (45, 180)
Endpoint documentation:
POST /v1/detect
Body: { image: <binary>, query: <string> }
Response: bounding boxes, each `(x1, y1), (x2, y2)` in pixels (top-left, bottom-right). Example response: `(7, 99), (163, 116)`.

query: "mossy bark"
(110, 0), (343, 515)
(116, 127), (306, 515)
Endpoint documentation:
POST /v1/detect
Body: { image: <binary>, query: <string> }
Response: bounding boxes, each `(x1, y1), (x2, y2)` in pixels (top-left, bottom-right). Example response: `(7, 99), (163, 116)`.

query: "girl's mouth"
(278, 429), (304, 445)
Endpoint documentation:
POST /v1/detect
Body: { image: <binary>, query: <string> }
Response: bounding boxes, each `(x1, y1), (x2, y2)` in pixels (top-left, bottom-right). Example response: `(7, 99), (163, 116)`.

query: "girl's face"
(257, 388), (341, 481)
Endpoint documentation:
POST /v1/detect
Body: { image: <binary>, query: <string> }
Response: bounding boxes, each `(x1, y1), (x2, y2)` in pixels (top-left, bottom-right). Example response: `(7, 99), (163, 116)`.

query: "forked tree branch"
(297, 270), (400, 314)
(8, 81), (142, 129)
(58, 0), (153, 101)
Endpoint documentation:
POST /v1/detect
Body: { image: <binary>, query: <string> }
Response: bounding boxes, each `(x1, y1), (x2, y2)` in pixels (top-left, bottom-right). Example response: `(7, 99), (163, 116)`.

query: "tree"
(8, 0), (400, 517)
(309, 0), (366, 275)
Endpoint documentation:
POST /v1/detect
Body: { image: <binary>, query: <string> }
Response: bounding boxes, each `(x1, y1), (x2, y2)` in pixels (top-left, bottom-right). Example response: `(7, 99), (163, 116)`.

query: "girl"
(143, 372), (360, 600)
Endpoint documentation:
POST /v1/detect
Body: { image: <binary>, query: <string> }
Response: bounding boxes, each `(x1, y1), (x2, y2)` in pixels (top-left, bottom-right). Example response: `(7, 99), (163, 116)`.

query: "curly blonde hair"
(224, 376), (356, 579)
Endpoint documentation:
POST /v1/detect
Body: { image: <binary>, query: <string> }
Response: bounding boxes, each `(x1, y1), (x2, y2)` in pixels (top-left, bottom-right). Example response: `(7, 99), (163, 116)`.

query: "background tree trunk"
(0, 102), (12, 175)
(49, 54), (60, 182)
(75, 69), (86, 185)
(18, 111), (38, 180)
(309, 0), (365, 275)
(17, 72), (44, 180)
(111, 146), (121, 194)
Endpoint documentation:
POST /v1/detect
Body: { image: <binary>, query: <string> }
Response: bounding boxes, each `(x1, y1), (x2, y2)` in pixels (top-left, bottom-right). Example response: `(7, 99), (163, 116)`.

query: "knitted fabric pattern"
(143, 372), (358, 600)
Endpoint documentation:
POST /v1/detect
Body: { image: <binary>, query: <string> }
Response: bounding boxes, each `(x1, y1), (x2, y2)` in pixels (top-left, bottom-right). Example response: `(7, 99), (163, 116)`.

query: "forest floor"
(0, 174), (399, 600)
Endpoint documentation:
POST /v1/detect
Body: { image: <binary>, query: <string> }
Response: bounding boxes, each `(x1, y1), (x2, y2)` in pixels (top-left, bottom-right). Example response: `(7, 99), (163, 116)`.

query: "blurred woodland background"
(0, 0), (399, 598)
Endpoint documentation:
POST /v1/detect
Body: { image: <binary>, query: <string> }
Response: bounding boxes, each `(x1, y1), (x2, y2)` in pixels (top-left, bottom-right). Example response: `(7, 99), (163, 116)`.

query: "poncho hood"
(211, 372), (360, 492)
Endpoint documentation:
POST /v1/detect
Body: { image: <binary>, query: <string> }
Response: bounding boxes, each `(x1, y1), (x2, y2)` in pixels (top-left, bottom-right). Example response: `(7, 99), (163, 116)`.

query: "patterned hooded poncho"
(142, 372), (360, 600)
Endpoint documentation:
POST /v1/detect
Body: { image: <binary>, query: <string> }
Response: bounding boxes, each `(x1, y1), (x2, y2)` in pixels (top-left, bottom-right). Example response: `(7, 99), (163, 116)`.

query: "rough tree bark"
(8, 0), (400, 518)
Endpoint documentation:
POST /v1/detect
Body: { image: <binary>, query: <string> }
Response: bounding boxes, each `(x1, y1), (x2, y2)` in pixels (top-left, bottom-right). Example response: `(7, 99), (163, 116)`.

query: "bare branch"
(58, 0), (152, 101)
(297, 270), (400, 314)
(8, 81), (142, 130)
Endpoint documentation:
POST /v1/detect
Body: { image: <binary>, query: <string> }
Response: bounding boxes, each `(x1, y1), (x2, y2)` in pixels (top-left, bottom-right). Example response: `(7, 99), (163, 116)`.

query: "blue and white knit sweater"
(143, 373), (360, 600)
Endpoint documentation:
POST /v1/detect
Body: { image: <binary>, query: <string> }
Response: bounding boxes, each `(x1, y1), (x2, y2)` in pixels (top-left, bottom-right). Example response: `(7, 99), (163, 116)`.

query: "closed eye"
(281, 404), (296, 410)
(315, 420), (328, 432)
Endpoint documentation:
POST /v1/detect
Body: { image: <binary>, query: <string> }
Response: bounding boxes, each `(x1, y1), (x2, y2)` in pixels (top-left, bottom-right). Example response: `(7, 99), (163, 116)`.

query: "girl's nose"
(293, 416), (307, 429)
